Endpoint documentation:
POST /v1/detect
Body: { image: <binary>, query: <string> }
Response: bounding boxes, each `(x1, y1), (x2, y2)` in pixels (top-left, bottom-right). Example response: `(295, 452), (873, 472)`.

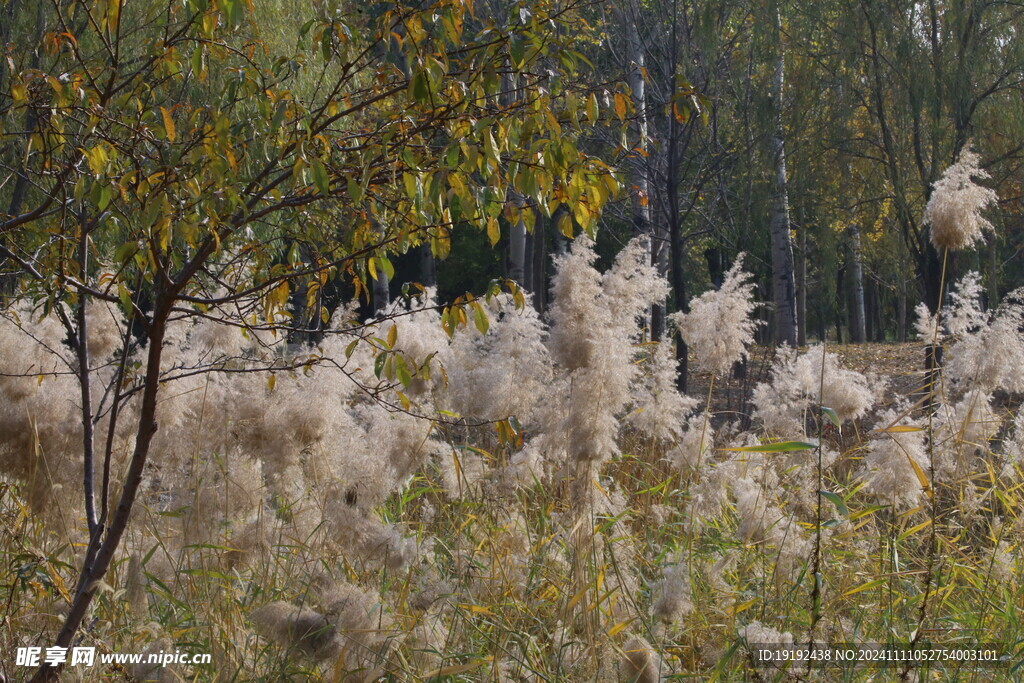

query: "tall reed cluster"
(2, 217), (1021, 679)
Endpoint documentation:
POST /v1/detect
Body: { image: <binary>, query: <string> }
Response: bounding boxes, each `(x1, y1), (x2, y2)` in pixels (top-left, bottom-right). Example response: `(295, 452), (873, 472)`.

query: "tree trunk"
(616, 0), (658, 338)
(509, 211), (527, 285)
(552, 206), (568, 256)
(865, 278), (876, 342)
(769, 6), (798, 347)
(898, 276), (908, 342)
(419, 243), (436, 288)
(797, 212), (807, 346)
(532, 210), (547, 313)
(372, 269), (390, 313)
(848, 223), (866, 343)
(524, 229), (534, 292)
(33, 297), (172, 682)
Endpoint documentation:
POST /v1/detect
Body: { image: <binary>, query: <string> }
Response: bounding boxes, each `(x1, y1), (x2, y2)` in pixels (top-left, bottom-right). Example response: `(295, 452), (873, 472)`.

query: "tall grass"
(2, 237), (1022, 681)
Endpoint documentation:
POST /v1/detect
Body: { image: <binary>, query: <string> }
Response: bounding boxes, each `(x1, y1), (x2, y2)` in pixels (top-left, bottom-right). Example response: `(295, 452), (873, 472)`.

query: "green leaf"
(114, 241), (140, 265)
(271, 100), (287, 133)
(374, 351), (386, 379)
(221, 0), (243, 26)
(509, 35), (526, 69)
(819, 490), (849, 518)
(346, 176), (362, 203)
(97, 185), (112, 211)
(473, 303), (489, 334)
(410, 70), (430, 104)
(724, 441), (818, 453)
(378, 255), (395, 280)
(117, 284), (133, 317)
(820, 405), (841, 429)
(395, 355), (412, 388)
(311, 158), (330, 196)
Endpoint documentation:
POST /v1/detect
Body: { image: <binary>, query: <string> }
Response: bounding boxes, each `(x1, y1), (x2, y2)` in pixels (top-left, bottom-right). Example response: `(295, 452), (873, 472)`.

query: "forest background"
(2, 0), (1024, 680)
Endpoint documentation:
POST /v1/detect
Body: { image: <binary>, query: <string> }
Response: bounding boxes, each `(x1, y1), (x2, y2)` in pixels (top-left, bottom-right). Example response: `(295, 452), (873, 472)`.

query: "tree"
(0, 0), (612, 677)
(767, 1), (799, 346)
(851, 0), (1024, 312)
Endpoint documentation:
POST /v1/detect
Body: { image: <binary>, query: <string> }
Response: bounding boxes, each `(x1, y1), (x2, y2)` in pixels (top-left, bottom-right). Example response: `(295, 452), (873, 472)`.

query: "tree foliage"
(0, 0), (616, 671)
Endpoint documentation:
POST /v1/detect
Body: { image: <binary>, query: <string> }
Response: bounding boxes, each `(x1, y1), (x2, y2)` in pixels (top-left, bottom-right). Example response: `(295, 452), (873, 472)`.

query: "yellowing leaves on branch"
(0, 0), (617, 671)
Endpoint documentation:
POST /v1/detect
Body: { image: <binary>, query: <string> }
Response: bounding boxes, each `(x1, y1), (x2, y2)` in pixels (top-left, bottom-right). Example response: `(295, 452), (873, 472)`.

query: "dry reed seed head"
(988, 541), (1020, 584)
(913, 301), (940, 342)
(924, 147), (998, 251)
(84, 297), (127, 361)
(445, 292), (552, 423)
(407, 569), (453, 614)
(403, 608), (452, 672)
(686, 465), (732, 529)
(322, 496), (419, 570)
(250, 601), (340, 660)
(318, 580), (394, 669)
(437, 446), (489, 498)
(497, 443), (547, 489)
(672, 253), (759, 375)
(619, 636), (662, 683)
(666, 412), (715, 474)
(752, 344), (876, 437)
(1000, 410), (1024, 478)
(128, 637), (177, 683)
(932, 390), (1000, 481)
(650, 561), (694, 626)
(627, 341), (698, 441)
(860, 409), (929, 511)
(125, 553), (149, 618)
(739, 620), (794, 647)
(943, 271), (988, 337)
(375, 288), (452, 399)
(942, 282), (1024, 394)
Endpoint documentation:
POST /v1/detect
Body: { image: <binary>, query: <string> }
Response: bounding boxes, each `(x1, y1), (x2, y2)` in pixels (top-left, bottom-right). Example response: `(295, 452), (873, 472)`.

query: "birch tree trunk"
(419, 243), (436, 288)
(502, 65), (528, 288)
(531, 212), (547, 313)
(616, 0), (660, 337)
(769, 5), (798, 347)
(372, 270), (390, 314)
(509, 212), (527, 285)
(848, 223), (866, 343)
(797, 208), (807, 345)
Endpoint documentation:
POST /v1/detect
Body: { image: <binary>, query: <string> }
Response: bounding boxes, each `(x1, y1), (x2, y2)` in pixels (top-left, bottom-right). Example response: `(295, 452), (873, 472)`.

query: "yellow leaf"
(423, 657), (492, 678)
(726, 598), (757, 616)
(904, 454), (932, 498)
(486, 216), (500, 246)
(614, 92), (627, 120)
(566, 584), (589, 611)
(557, 211), (573, 238)
(843, 578), (886, 596)
(607, 619), (632, 638)
(897, 519), (932, 542)
(160, 106), (176, 142)
(459, 604), (494, 616)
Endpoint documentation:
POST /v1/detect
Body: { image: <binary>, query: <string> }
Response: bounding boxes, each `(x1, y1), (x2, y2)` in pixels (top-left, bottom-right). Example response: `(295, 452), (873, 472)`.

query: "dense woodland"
(2, 0), (1024, 681)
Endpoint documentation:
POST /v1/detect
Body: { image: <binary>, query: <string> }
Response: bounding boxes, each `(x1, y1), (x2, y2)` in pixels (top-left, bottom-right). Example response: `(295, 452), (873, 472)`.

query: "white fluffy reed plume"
(924, 146), (998, 251)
